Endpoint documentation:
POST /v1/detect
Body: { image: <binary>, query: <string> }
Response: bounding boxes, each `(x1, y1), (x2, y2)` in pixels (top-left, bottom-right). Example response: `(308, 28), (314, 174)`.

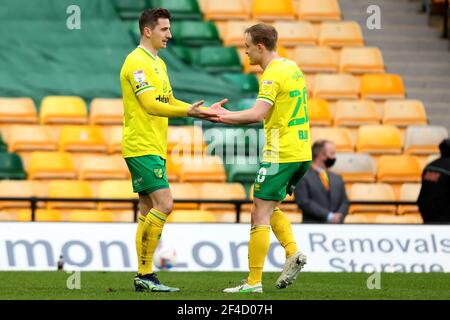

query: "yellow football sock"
(139, 208), (167, 276)
(135, 215), (146, 262)
(271, 207), (298, 258)
(247, 225), (270, 285)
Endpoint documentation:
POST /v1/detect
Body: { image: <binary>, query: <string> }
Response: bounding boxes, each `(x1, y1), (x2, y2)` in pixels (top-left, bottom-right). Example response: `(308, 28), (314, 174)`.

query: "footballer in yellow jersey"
(121, 8), (224, 293)
(218, 24), (310, 294)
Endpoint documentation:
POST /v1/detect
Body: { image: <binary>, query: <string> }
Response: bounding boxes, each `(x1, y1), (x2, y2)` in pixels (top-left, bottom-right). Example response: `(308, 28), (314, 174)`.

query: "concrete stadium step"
(407, 88), (450, 103)
(382, 50), (450, 63)
(386, 62), (450, 77)
(340, 0), (450, 131)
(402, 76), (450, 90)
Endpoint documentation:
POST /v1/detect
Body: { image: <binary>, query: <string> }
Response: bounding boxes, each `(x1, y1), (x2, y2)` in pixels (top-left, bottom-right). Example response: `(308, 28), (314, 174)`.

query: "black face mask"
(324, 157), (336, 168)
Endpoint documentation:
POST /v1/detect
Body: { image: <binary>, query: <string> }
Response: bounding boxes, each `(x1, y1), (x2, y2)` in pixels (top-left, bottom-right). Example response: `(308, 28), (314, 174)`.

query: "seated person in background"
(418, 138), (450, 224)
(295, 140), (348, 223)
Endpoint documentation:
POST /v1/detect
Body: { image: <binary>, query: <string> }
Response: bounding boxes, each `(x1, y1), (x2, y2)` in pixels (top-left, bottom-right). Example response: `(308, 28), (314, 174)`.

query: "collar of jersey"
(264, 57), (284, 71)
(138, 45), (157, 61)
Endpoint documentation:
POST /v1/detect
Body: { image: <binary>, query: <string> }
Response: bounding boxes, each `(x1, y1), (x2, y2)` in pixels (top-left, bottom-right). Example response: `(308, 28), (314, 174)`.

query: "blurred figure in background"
(418, 138), (450, 224)
(295, 140), (348, 223)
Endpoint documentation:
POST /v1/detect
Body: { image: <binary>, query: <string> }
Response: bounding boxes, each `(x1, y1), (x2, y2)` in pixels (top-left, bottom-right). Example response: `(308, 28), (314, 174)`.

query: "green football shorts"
(125, 155), (170, 195)
(253, 161), (312, 201)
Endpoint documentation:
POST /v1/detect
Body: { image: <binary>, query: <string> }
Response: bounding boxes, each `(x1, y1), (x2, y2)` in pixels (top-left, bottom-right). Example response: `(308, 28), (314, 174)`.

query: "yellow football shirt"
(257, 58), (312, 163)
(120, 46), (173, 159)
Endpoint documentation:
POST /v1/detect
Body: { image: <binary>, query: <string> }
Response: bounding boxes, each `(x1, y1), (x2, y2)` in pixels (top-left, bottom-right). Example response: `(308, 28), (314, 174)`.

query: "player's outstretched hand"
(187, 100), (214, 119)
(210, 99), (230, 115)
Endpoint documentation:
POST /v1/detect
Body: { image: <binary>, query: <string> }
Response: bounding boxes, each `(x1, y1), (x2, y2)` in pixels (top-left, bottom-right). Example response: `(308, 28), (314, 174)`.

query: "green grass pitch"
(0, 271), (449, 300)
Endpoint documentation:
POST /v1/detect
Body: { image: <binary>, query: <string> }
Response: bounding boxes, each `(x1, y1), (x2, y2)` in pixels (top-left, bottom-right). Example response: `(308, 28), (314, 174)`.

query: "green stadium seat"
(113, 0), (147, 20)
(0, 133), (7, 152)
(235, 99), (256, 111)
(150, 0), (202, 20)
(204, 127), (263, 160)
(224, 156), (259, 185)
(195, 46), (242, 73)
(171, 21), (221, 47)
(222, 73), (258, 94)
(170, 45), (196, 65)
(0, 152), (27, 180)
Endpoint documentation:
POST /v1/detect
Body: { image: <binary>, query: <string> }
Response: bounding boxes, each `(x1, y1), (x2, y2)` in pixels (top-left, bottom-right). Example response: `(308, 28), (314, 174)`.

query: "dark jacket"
(418, 157), (450, 224)
(295, 169), (349, 223)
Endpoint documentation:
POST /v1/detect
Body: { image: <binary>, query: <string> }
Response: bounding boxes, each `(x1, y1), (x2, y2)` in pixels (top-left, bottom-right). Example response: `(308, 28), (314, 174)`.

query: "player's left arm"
(217, 100), (272, 125)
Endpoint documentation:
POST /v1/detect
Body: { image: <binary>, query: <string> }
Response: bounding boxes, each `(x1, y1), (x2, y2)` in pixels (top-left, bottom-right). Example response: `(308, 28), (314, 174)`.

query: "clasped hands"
(187, 99), (230, 123)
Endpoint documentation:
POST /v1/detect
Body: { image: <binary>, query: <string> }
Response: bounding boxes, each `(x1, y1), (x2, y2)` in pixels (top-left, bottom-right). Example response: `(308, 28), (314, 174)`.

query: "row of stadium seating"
(0, 96), (435, 128)
(1, 124), (446, 158)
(116, 0), (344, 22)
(0, 179), (424, 222)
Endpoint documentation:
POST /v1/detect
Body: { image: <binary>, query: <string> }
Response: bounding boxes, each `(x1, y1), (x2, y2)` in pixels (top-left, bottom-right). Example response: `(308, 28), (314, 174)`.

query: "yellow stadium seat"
(311, 127), (354, 152)
(273, 21), (317, 46)
(356, 125), (402, 154)
(291, 46), (338, 73)
(7, 125), (57, 152)
(221, 20), (259, 47)
(382, 100), (428, 127)
(397, 183), (421, 215)
(166, 155), (181, 182)
(67, 210), (114, 222)
(59, 125), (107, 153)
(241, 45), (291, 73)
(297, 0), (341, 21)
(344, 213), (377, 223)
(18, 209), (62, 222)
(40, 96), (88, 124)
(202, 0), (250, 20)
(47, 180), (95, 210)
(78, 155), (129, 180)
(330, 152), (376, 183)
(29, 151), (77, 179)
(0, 98), (38, 124)
(307, 98), (332, 126)
(0, 180), (42, 209)
(318, 21), (364, 48)
(360, 74), (405, 100)
(179, 156), (226, 182)
(252, 0), (296, 21)
(170, 182), (200, 210)
(334, 100), (380, 127)
(168, 126), (205, 156)
(374, 214), (423, 224)
(339, 47), (385, 74)
(97, 180), (137, 210)
(304, 73), (315, 98)
(377, 155), (422, 183)
(404, 125), (448, 155)
(89, 98), (123, 125)
(105, 126), (122, 154)
(167, 210), (217, 223)
(349, 183), (396, 214)
(199, 182), (247, 211)
(313, 74), (359, 100)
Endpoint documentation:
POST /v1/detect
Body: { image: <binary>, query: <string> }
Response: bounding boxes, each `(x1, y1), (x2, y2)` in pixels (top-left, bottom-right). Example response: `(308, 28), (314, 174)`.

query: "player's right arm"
(137, 90), (196, 117)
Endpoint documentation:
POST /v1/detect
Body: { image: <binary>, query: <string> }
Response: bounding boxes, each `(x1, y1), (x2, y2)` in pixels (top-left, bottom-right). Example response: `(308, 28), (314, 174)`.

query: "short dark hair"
(139, 8), (171, 35)
(312, 140), (332, 160)
(244, 23), (278, 51)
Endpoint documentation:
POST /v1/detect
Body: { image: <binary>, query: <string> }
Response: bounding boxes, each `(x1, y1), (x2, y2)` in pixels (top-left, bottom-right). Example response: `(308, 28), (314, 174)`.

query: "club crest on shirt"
(154, 168), (163, 179)
(133, 70), (145, 83)
(261, 80), (273, 95)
